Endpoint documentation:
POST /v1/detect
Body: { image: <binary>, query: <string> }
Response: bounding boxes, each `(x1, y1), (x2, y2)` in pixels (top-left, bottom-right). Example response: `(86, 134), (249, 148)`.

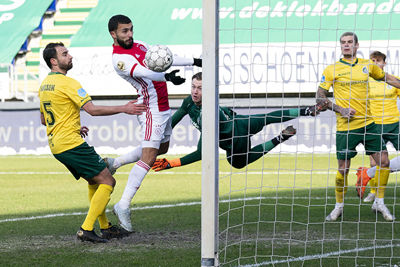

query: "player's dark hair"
(43, 42), (65, 69)
(340, 32), (358, 44)
(108, 15), (132, 32)
(192, 72), (202, 81)
(370, 51), (386, 62)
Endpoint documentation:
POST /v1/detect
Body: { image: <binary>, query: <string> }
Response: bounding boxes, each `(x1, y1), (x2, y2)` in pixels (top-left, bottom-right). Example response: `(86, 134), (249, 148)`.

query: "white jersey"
(112, 41), (170, 112)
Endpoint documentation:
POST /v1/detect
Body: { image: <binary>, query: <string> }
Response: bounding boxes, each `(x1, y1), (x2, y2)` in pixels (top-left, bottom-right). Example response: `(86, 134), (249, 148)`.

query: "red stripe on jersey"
(133, 76), (152, 141)
(130, 64), (137, 77)
(152, 81), (169, 112)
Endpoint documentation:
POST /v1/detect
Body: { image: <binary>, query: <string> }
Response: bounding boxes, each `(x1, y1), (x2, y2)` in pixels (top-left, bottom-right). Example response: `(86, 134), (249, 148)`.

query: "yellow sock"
(335, 171), (348, 203)
(88, 184), (110, 229)
(369, 178), (376, 194)
(82, 184), (113, 231)
(375, 166), (390, 198)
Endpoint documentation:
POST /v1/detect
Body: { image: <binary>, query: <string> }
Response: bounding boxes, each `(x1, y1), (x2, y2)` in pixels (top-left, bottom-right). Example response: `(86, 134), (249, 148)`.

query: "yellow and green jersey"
(368, 76), (400, 124)
(319, 58), (385, 131)
(39, 72), (91, 154)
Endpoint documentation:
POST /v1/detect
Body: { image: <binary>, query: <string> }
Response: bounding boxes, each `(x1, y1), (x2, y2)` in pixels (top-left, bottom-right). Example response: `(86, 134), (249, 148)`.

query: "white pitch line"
(0, 195), (392, 224)
(242, 243), (400, 266)
(0, 171), (337, 175)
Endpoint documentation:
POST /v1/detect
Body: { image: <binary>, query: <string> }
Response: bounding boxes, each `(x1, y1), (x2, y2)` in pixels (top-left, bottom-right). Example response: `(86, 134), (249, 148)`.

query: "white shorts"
(137, 109), (172, 149)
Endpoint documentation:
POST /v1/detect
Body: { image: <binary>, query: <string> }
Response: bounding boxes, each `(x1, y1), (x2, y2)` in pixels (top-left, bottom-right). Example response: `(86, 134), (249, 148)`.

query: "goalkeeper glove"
(152, 158), (181, 172)
(193, 58), (202, 67)
(165, 70), (186, 85)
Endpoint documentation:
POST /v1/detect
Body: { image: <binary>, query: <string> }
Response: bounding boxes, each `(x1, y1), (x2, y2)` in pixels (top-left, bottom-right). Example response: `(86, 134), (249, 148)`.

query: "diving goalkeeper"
(150, 72), (328, 171)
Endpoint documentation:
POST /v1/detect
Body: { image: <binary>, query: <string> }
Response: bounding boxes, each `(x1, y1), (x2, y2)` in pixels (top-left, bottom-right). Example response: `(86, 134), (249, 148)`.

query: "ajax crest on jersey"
(144, 45), (173, 72)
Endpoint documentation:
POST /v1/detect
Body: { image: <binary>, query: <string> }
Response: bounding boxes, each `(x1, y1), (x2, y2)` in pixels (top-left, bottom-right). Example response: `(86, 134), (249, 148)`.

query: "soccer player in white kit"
(107, 14), (202, 232)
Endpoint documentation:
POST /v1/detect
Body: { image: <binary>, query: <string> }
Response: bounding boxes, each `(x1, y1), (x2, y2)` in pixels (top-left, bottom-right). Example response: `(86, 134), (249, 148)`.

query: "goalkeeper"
(151, 72), (328, 171)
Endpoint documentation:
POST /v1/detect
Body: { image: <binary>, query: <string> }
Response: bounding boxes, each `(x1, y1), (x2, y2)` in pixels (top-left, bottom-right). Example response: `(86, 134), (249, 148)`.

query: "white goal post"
(201, 0), (219, 266)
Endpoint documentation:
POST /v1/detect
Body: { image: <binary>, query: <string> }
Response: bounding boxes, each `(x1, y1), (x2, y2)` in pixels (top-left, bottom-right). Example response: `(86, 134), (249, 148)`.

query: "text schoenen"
(363, 193), (376, 203)
(104, 157), (117, 175)
(326, 205), (343, 221)
(356, 167), (372, 199)
(101, 223), (132, 239)
(76, 228), (108, 243)
(113, 202), (133, 232)
(305, 100), (330, 116)
(372, 202), (395, 221)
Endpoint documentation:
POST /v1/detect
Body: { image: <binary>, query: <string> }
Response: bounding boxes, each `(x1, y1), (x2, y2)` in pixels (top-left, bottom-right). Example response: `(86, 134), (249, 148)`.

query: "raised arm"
(317, 87), (355, 118)
(384, 73), (400, 89)
(82, 100), (146, 116)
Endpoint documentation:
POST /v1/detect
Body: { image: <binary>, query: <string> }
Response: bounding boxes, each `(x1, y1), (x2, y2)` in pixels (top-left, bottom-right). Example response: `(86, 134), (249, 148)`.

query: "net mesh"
(216, 0), (400, 265)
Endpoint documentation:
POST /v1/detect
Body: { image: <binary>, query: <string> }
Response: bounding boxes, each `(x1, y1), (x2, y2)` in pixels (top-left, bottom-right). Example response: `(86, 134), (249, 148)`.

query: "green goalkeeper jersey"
(172, 96), (236, 165)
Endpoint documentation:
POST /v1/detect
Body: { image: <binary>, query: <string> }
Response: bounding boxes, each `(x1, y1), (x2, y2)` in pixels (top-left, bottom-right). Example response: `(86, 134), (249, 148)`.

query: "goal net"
(202, 0), (400, 266)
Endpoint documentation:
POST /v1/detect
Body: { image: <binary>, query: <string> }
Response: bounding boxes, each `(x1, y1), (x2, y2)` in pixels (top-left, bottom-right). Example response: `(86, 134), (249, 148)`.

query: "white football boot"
(326, 203), (344, 221)
(363, 193), (375, 203)
(113, 202), (133, 232)
(104, 157), (117, 175)
(372, 201), (394, 221)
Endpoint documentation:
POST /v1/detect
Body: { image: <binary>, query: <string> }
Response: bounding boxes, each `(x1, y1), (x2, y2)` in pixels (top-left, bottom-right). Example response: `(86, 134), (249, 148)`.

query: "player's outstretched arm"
(317, 87), (355, 118)
(82, 100), (146, 116)
(172, 55), (202, 67)
(384, 73), (400, 89)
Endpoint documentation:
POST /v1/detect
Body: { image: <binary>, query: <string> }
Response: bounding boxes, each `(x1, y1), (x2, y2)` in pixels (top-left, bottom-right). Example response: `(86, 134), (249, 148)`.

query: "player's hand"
(152, 158), (181, 172)
(340, 107), (356, 118)
(193, 58), (202, 67)
(125, 100), (147, 115)
(80, 126), (89, 138)
(165, 70), (186, 85)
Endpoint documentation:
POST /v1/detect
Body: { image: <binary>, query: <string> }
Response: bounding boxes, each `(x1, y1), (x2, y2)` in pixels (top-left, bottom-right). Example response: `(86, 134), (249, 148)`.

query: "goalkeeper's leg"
(245, 102), (327, 136)
(228, 126), (296, 168)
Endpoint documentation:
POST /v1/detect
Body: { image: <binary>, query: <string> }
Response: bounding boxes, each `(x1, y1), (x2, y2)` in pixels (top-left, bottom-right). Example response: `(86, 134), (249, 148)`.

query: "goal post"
(201, 0), (219, 266)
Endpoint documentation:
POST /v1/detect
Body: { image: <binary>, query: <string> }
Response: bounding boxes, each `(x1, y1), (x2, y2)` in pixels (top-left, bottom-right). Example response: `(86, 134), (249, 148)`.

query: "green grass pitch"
(0, 154), (399, 266)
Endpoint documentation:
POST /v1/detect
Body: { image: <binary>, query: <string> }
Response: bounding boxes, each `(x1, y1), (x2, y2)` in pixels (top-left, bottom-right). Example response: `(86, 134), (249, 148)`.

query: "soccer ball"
(145, 45), (173, 72)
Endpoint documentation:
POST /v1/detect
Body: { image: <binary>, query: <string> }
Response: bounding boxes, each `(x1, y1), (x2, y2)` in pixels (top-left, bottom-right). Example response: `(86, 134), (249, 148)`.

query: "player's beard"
(59, 61), (73, 72)
(117, 37), (133, 49)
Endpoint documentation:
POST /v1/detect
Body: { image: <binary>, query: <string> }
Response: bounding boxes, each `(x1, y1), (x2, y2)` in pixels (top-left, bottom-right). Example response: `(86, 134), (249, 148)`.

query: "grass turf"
(0, 154), (399, 266)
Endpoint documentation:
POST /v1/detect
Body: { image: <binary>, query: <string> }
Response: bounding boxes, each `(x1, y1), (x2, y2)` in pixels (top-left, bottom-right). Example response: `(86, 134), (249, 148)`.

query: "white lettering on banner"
(0, 13), (13, 24)
(62, 43), (400, 96)
(0, 0), (24, 12)
(0, 126), (11, 142)
(171, 1), (400, 20)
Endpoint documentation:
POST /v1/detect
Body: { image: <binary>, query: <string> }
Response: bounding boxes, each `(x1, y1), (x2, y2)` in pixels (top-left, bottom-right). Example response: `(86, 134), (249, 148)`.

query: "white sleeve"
(172, 55), (194, 66)
(133, 64), (166, 81)
(113, 53), (166, 81)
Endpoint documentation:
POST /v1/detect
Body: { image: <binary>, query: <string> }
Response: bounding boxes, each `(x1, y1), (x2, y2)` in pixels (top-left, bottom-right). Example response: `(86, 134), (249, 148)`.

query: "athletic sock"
(375, 166), (390, 198)
(82, 184), (113, 231)
(367, 156), (400, 178)
(335, 171), (348, 203)
(118, 161), (150, 210)
(114, 146), (142, 168)
(369, 178), (377, 194)
(88, 184), (110, 229)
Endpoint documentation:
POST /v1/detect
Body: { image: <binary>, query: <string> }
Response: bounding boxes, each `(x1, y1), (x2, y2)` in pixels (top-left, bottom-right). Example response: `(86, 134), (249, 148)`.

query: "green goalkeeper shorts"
(336, 123), (386, 160)
(54, 142), (106, 180)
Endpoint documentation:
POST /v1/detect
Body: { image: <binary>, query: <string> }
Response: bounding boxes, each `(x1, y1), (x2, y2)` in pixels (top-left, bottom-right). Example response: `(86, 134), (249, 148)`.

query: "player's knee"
(229, 158), (247, 169)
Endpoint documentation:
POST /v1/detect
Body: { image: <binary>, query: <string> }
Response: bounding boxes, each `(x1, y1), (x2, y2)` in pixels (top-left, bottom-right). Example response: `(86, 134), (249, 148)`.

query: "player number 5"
(42, 102), (55, 126)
